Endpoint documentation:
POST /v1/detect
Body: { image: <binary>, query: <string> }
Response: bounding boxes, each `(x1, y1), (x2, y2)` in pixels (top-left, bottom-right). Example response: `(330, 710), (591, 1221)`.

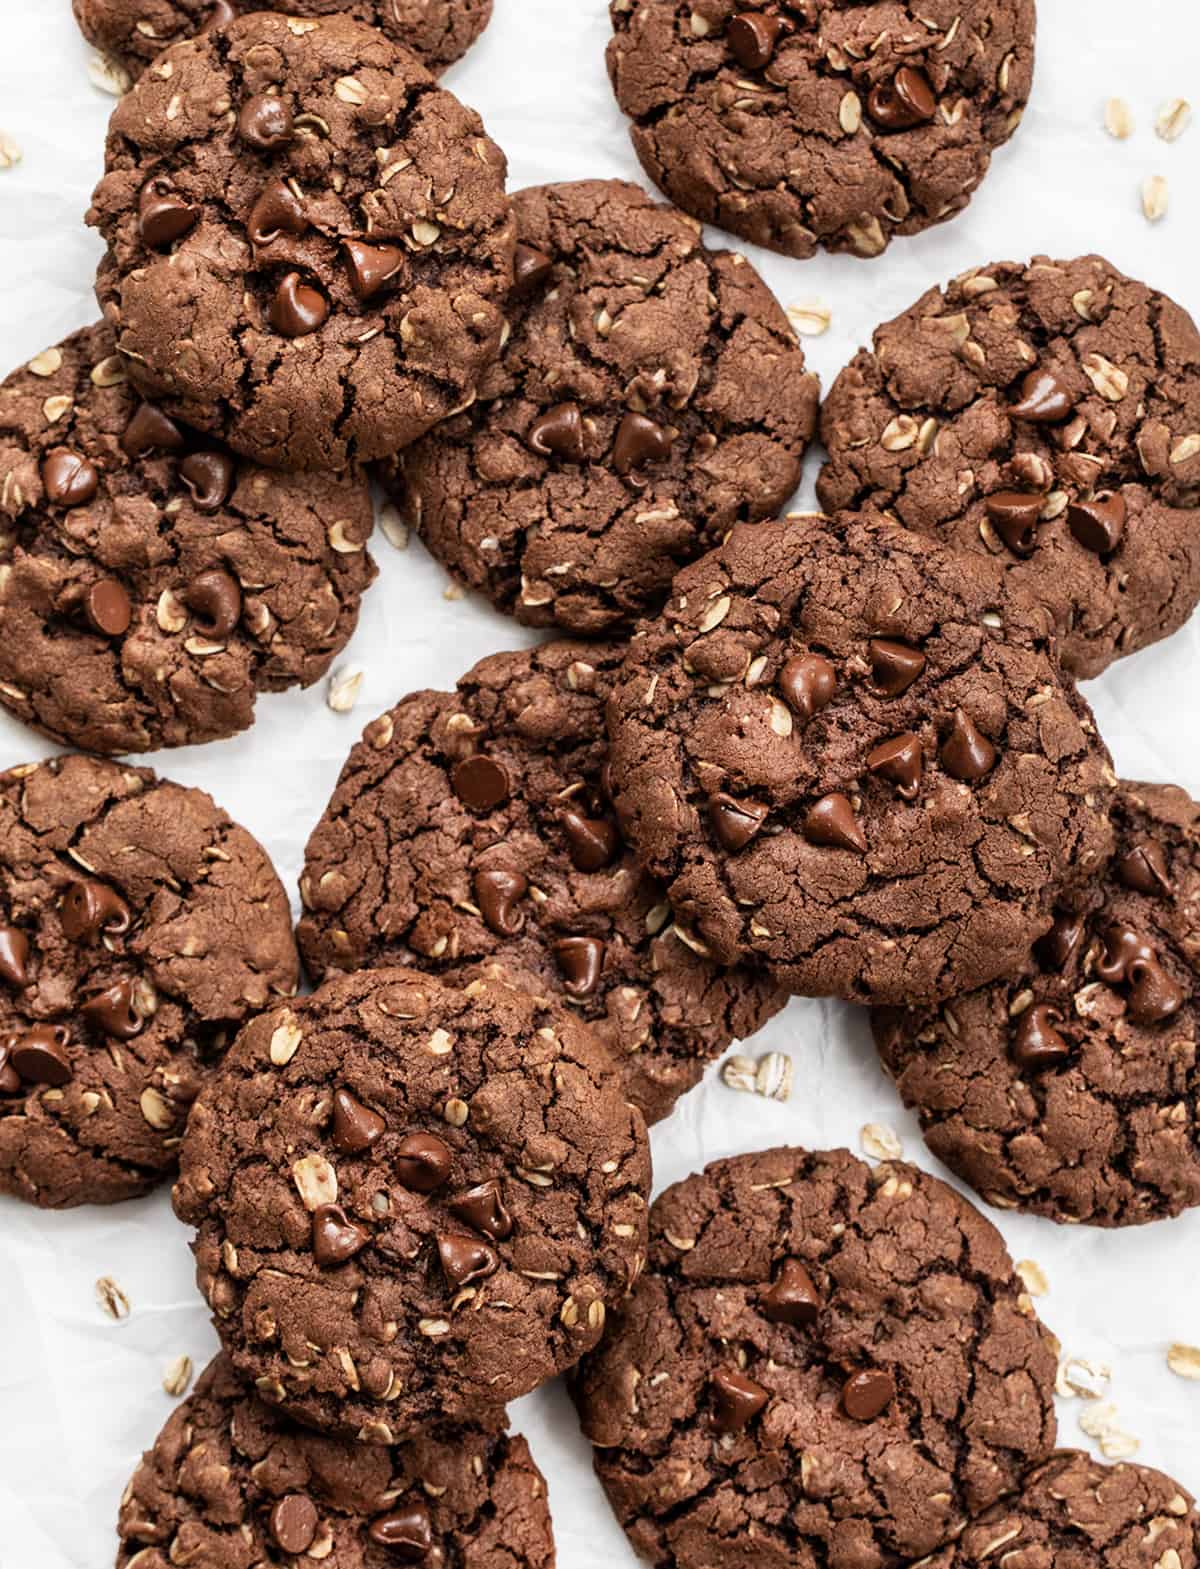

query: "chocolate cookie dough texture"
(572, 1146), (1059, 1569)
(116, 1354), (556, 1569)
(874, 780), (1200, 1226)
(75, 0), (495, 85)
(820, 255), (1200, 678)
(0, 323), (375, 754)
(605, 512), (1115, 1007)
(173, 964), (651, 1442)
(0, 754), (298, 1210)
(298, 639), (784, 1126)
(382, 178), (820, 633)
(606, 0), (1036, 260)
(87, 12), (515, 472)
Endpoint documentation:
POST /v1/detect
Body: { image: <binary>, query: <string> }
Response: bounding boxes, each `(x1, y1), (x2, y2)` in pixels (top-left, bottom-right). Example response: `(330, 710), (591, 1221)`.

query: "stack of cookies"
(2, 2), (1199, 1567)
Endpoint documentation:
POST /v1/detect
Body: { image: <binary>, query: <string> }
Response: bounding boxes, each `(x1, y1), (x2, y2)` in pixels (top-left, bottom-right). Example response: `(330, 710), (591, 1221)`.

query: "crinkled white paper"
(2, 4), (1199, 1565)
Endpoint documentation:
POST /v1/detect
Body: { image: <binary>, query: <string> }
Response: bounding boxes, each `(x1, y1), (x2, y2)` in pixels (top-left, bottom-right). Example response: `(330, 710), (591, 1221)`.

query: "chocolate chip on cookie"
(380, 178), (819, 631)
(571, 1145), (1059, 1568)
(605, 511), (1115, 1006)
(606, 1), (1035, 259)
(87, 12), (514, 471)
(819, 255), (1200, 678)
(173, 964), (651, 1441)
(0, 754), (298, 1209)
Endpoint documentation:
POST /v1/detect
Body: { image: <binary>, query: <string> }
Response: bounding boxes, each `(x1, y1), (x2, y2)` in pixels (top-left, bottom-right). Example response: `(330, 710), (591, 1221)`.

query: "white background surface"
(1, 3), (1199, 1565)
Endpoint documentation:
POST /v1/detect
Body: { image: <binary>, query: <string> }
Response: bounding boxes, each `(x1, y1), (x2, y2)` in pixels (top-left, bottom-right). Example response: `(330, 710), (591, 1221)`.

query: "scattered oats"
(860, 1123), (903, 1161)
(0, 132), (21, 171)
(1103, 97), (1134, 139)
(27, 348), (62, 377)
(269, 1014), (302, 1065)
(162, 1355), (193, 1397)
(96, 1276), (131, 1321)
(1156, 98), (1192, 142)
(292, 1152), (337, 1211)
(1078, 1400), (1121, 1439)
(326, 664), (364, 714)
(1166, 1342), (1200, 1380)
(1142, 175), (1169, 224)
(1056, 1355), (1111, 1400)
(787, 300), (831, 337)
(755, 1052), (792, 1102)
(88, 52), (131, 96)
(1100, 1430), (1140, 1460)
(721, 1054), (758, 1094)
(379, 502), (409, 550)
(1015, 1259), (1048, 1297)
(443, 580), (465, 601)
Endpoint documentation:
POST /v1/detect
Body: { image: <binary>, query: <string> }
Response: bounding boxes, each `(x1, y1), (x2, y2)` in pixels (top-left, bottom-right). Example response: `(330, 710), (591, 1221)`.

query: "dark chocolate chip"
(612, 413), (672, 480)
(201, 0), (236, 29)
(779, 652), (837, 721)
(61, 878), (131, 943)
(180, 451), (235, 512)
(803, 793), (867, 853)
(1068, 491), (1126, 555)
(344, 239), (405, 301)
(1010, 366), (1076, 423)
(0, 1043), (20, 1095)
(1096, 922), (1156, 985)
(448, 1180), (513, 1241)
(869, 639), (925, 697)
(727, 11), (786, 70)
(269, 273), (328, 338)
(0, 925), (30, 989)
(331, 1089), (386, 1154)
(138, 181), (199, 249)
(394, 1132), (453, 1193)
(121, 402), (185, 459)
(1011, 1003), (1070, 1072)
(311, 1203), (371, 1268)
(561, 810), (620, 872)
(9, 1025), (72, 1087)
(437, 1232), (499, 1289)
(1035, 912), (1087, 972)
(866, 733), (923, 800)
(555, 935), (604, 998)
(940, 709), (997, 782)
(451, 755), (510, 811)
(84, 578), (132, 638)
(1127, 959), (1186, 1025)
(1115, 838), (1172, 897)
(528, 402), (585, 462)
(708, 793), (769, 852)
(762, 1259), (821, 1327)
(41, 448), (99, 508)
(81, 979), (142, 1040)
(711, 1367), (769, 1433)
(474, 868), (527, 935)
(513, 242), (554, 295)
(368, 1501), (434, 1559)
(238, 94), (294, 151)
(986, 491), (1044, 557)
(842, 1368), (895, 1422)
(183, 569), (242, 638)
(247, 179), (307, 247)
(867, 65), (937, 130)
(270, 1495), (319, 1556)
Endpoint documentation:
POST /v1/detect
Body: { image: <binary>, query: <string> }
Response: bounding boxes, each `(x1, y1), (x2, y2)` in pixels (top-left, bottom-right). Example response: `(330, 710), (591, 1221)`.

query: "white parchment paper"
(1, 4), (1199, 1565)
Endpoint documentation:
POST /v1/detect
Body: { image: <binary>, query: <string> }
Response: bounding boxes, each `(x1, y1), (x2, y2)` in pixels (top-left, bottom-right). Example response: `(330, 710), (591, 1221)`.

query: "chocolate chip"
(183, 569), (242, 638)
(448, 1179), (513, 1241)
(513, 242), (553, 295)
(1115, 838), (1172, 897)
(474, 868), (527, 935)
(555, 935), (604, 997)
(368, 1501), (434, 1558)
(437, 1232), (499, 1289)
(0, 925), (30, 989)
(1011, 1003), (1070, 1072)
(344, 239), (405, 301)
(762, 1259), (821, 1327)
(331, 1088), (386, 1154)
(842, 1368), (895, 1422)
(612, 413), (672, 480)
(41, 448), (99, 508)
(940, 709), (997, 782)
(311, 1203), (371, 1268)
(1010, 366), (1076, 423)
(247, 179), (307, 247)
(270, 1495), (319, 1556)
(0, 1043), (20, 1095)
(238, 93), (294, 151)
(180, 451), (235, 512)
(451, 755), (510, 811)
(866, 733), (923, 800)
(1067, 490), (1126, 556)
(561, 810), (620, 872)
(711, 1367), (769, 1433)
(1127, 958), (1186, 1025)
(867, 66), (937, 130)
(201, 0), (236, 29)
(138, 181), (199, 249)
(61, 878), (131, 943)
(84, 578), (133, 638)
(709, 793), (769, 852)
(269, 273), (328, 338)
(81, 979), (142, 1039)
(1035, 911), (1087, 972)
(9, 1024), (72, 1087)
(1096, 922), (1156, 985)
(869, 638), (925, 697)
(394, 1132), (453, 1193)
(779, 652), (837, 721)
(120, 402), (185, 459)
(726, 12), (786, 71)
(528, 402), (585, 462)
(803, 793), (867, 853)
(986, 491), (1043, 557)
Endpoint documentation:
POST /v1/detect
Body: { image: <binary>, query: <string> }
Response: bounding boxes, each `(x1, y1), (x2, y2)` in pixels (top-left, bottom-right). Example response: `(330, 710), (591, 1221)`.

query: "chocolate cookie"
(0, 323), (375, 754)
(75, 0), (494, 85)
(820, 256), (1200, 679)
(572, 1145), (1059, 1568)
(873, 780), (1200, 1226)
(380, 179), (820, 632)
(173, 963), (651, 1441)
(0, 754), (298, 1210)
(919, 1450), (1199, 1569)
(298, 639), (784, 1126)
(87, 12), (514, 472)
(117, 1353), (555, 1569)
(605, 512), (1115, 1006)
(606, 1), (1035, 260)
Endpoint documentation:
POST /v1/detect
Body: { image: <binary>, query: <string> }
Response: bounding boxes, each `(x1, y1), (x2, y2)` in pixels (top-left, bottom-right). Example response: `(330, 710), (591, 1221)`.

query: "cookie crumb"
(1142, 174), (1170, 222)
(860, 1123), (903, 1161)
(1166, 1342), (1200, 1380)
(327, 665), (364, 714)
(1104, 97), (1134, 139)
(162, 1355), (193, 1397)
(1015, 1259), (1048, 1297)
(443, 581), (466, 602)
(1156, 98), (1192, 142)
(96, 1276), (131, 1320)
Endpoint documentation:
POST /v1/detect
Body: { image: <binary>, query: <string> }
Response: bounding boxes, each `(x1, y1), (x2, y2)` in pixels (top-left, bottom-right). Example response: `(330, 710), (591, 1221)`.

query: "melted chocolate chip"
(269, 273), (328, 338)
(180, 451), (235, 512)
(513, 242), (553, 295)
(81, 979), (142, 1039)
(121, 402), (185, 459)
(711, 1367), (769, 1433)
(1115, 838), (1172, 897)
(183, 569), (242, 638)
(247, 179), (307, 247)
(762, 1259), (821, 1327)
(84, 578), (133, 639)
(437, 1232), (499, 1289)
(528, 402), (585, 462)
(941, 709), (997, 782)
(270, 1495), (319, 1556)
(866, 733), (923, 800)
(61, 879), (131, 943)
(344, 239), (405, 301)
(451, 755), (510, 811)
(41, 448), (99, 508)
(238, 94), (294, 152)
(138, 181), (198, 249)
(1011, 1003), (1070, 1072)
(803, 793), (867, 853)
(448, 1179), (513, 1241)
(474, 868), (527, 935)
(394, 1132), (453, 1193)
(555, 935), (604, 998)
(368, 1501), (434, 1558)
(779, 652), (837, 721)
(986, 491), (1043, 557)
(842, 1368), (895, 1422)
(1096, 923), (1156, 985)
(867, 66), (937, 130)
(869, 639), (925, 697)
(709, 793), (769, 852)
(311, 1203), (371, 1268)
(1127, 959), (1186, 1025)
(612, 413), (672, 480)
(1068, 492), (1126, 555)
(561, 810), (620, 872)
(1010, 366), (1076, 423)
(727, 11), (786, 70)
(9, 1025), (72, 1087)
(0, 925), (30, 989)
(331, 1088), (386, 1154)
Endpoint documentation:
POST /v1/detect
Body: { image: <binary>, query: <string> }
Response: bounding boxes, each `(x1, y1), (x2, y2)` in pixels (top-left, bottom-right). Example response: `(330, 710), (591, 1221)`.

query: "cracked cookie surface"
(0, 754), (298, 1209)
(606, 1), (1035, 260)
(117, 1352), (555, 1569)
(297, 638), (784, 1126)
(571, 1145), (1059, 1569)
(0, 322), (375, 754)
(380, 178), (819, 632)
(874, 780), (1200, 1227)
(87, 12), (514, 471)
(605, 512), (1115, 1006)
(819, 256), (1200, 679)
(173, 963), (652, 1442)
(75, 0), (494, 84)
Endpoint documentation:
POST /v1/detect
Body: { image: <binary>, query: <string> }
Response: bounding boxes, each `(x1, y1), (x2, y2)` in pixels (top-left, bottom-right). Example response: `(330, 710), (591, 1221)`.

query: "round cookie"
(0, 323), (375, 754)
(298, 639), (785, 1126)
(380, 179), (820, 633)
(571, 1145), (1060, 1569)
(75, 0), (494, 85)
(117, 1353), (555, 1569)
(87, 12), (514, 472)
(873, 780), (1200, 1226)
(605, 1), (1035, 261)
(173, 963), (651, 1442)
(919, 1450), (1199, 1569)
(0, 754), (298, 1210)
(605, 511), (1115, 1006)
(818, 255), (1200, 679)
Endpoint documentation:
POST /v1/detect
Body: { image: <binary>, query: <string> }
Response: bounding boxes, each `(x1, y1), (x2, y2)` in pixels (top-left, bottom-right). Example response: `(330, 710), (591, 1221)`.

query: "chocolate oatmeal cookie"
(87, 12), (514, 471)
(380, 179), (819, 632)
(0, 323), (375, 754)
(117, 1353), (555, 1569)
(605, 512), (1115, 1006)
(873, 781), (1200, 1226)
(0, 754), (298, 1209)
(173, 964), (651, 1442)
(819, 256), (1200, 678)
(298, 639), (784, 1126)
(606, 1), (1036, 260)
(572, 1145), (1059, 1569)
